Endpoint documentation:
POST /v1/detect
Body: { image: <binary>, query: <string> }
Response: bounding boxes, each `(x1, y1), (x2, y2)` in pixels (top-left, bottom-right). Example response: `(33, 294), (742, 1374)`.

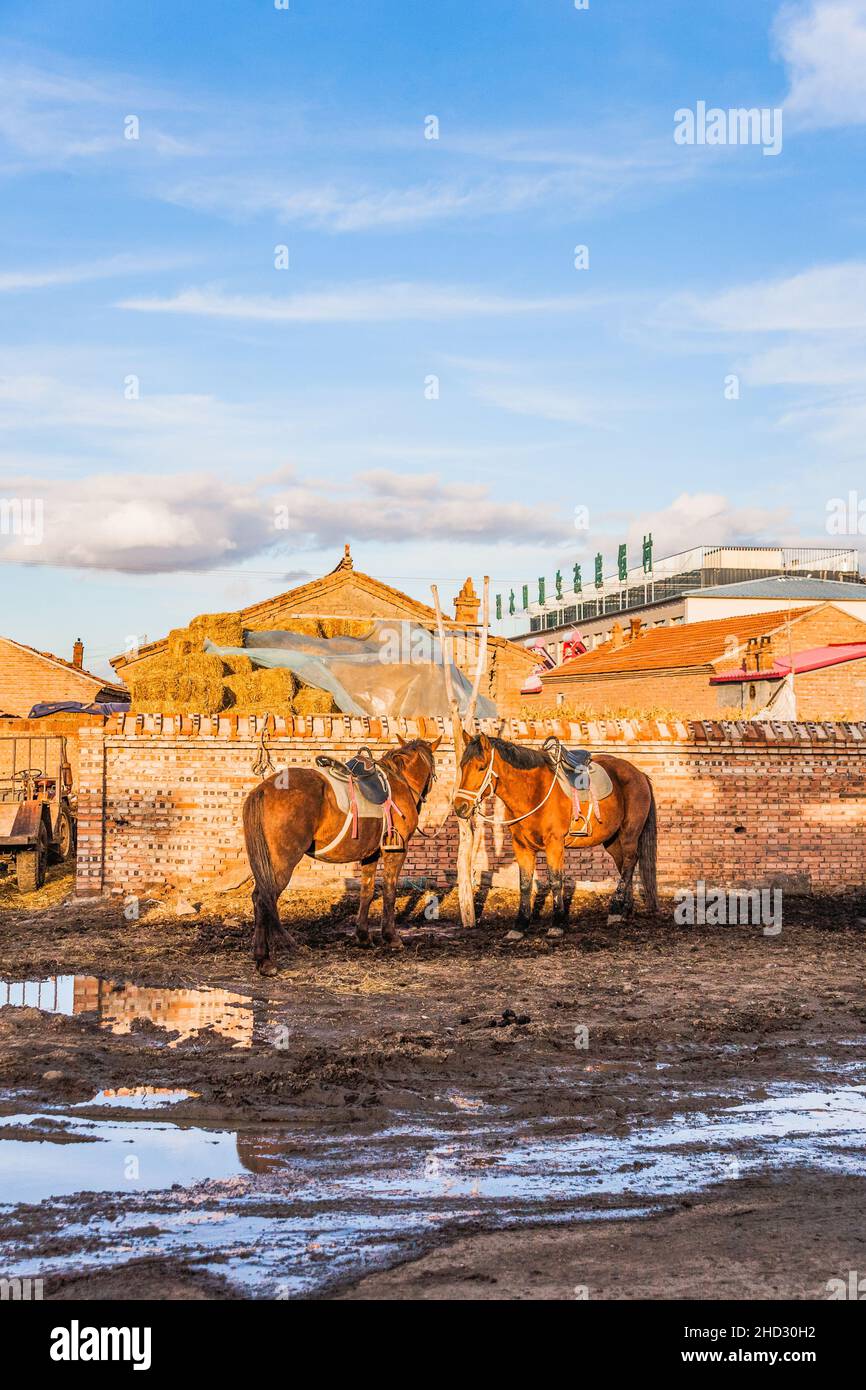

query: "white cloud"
(666, 261), (866, 334)
(0, 468), (566, 573)
(775, 0), (866, 128)
(0, 252), (188, 294)
(118, 281), (593, 323)
(0, 52), (198, 171)
(626, 493), (792, 556)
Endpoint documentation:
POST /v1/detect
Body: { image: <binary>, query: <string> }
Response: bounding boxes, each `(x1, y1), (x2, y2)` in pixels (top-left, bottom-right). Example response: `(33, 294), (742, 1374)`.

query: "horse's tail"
(242, 784), (280, 964)
(638, 779), (659, 912)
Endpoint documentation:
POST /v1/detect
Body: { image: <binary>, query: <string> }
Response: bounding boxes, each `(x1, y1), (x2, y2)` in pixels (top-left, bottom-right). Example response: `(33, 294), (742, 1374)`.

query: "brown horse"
(242, 736), (440, 973)
(453, 733), (657, 928)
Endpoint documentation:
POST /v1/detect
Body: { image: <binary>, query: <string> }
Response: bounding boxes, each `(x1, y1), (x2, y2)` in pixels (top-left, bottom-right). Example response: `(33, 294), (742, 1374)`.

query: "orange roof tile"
(543, 608), (825, 679)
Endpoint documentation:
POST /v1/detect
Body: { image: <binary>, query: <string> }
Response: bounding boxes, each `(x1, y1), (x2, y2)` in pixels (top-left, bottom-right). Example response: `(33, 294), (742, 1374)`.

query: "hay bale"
(269, 617), (322, 638)
(293, 684), (337, 715)
(220, 654), (253, 677)
(223, 665), (297, 712)
(166, 627), (196, 659)
(317, 617), (375, 639)
(184, 653), (226, 681)
(188, 611), (245, 648)
(129, 656), (227, 714)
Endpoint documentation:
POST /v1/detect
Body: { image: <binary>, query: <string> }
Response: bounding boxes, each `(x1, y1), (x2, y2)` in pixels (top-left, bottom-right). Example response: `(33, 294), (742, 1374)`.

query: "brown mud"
(2, 862), (866, 1299)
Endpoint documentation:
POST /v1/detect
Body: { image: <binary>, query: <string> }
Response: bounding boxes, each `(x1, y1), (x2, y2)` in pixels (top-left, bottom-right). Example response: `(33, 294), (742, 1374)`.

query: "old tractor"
(0, 734), (75, 892)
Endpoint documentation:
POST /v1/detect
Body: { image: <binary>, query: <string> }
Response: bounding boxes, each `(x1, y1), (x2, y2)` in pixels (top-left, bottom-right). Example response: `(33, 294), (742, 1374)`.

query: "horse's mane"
(461, 735), (549, 770)
(380, 740), (435, 773)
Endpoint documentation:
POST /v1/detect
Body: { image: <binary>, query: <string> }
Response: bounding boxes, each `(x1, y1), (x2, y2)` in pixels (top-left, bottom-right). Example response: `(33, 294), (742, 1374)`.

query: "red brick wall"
(74, 714), (866, 900)
(0, 639), (107, 718)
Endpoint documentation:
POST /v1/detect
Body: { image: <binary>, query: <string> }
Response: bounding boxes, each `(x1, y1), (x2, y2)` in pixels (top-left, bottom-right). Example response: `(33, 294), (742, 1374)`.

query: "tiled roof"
(544, 609), (817, 679)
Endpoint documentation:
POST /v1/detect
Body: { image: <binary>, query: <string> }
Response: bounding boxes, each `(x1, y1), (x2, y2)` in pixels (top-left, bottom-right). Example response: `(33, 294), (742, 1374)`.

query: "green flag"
(594, 553), (603, 589)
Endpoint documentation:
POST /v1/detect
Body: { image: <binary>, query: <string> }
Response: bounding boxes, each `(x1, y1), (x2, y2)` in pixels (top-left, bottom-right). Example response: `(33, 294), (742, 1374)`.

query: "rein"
(454, 748), (559, 826)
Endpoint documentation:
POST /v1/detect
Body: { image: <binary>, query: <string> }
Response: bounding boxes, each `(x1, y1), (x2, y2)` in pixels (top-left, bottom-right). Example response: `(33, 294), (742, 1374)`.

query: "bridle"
(454, 746), (559, 826)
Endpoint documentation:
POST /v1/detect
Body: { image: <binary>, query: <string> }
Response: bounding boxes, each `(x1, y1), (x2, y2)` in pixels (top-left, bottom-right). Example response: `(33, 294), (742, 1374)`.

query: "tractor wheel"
(17, 823), (48, 893)
(51, 807), (75, 863)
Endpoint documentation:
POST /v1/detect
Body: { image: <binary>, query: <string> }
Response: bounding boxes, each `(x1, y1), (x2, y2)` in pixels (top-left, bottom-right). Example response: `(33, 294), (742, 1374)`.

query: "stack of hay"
(128, 611), (338, 716)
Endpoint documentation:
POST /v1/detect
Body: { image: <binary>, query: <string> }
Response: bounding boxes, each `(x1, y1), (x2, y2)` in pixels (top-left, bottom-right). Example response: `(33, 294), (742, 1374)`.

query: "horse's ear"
(395, 733), (407, 746)
(477, 731), (491, 754)
(428, 735), (442, 752)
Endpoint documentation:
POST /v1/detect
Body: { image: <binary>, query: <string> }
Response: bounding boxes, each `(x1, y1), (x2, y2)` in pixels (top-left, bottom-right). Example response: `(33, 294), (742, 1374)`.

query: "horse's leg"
(606, 831), (640, 924)
(355, 856), (378, 946)
(380, 849), (407, 950)
(545, 834), (567, 926)
(253, 853), (302, 975)
(511, 832), (536, 928)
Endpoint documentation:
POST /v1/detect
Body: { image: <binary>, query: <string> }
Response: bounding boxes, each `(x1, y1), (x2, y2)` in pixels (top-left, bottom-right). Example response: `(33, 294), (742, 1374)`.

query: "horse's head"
(453, 732), (496, 819)
(393, 734), (441, 802)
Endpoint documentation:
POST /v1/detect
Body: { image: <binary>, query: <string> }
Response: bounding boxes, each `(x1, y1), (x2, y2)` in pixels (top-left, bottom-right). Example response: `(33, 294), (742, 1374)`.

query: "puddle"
(2, 1077), (866, 1296)
(0, 975), (253, 1047)
(76, 1088), (199, 1110)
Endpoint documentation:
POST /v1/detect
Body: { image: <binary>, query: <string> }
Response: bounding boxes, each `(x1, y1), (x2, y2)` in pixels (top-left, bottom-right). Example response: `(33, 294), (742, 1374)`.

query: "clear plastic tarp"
(206, 620), (497, 719)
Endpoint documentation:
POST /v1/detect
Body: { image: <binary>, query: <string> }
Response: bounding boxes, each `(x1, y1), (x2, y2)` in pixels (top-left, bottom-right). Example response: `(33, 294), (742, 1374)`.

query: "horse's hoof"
(385, 937), (404, 952)
(355, 935), (372, 948)
(257, 960), (278, 977)
(607, 913), (624, 925)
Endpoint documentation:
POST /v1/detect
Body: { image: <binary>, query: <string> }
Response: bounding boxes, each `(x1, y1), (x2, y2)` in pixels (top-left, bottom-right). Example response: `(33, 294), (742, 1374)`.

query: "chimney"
(629, 617), (642, 642)
(453, 577), (480, 625)
(610, 621), (625, 650)
(72, 637), (84, 670)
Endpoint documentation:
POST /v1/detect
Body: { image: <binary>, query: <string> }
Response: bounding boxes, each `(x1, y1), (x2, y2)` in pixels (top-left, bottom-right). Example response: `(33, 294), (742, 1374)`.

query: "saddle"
(315, 747), (391, 805)
(542, 736), (613, 837)
(313, 746), (403, 854)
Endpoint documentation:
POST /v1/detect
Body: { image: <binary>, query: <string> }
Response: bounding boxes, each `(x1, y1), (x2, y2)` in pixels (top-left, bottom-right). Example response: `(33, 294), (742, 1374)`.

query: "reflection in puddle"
(77, 1088), (199, 1110)
(2, 1079), (866, 1296)
(0, 975), (252, 1047)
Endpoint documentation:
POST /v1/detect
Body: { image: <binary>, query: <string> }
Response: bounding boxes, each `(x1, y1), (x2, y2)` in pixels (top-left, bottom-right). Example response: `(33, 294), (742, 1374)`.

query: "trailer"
(0, 734), (75, 892)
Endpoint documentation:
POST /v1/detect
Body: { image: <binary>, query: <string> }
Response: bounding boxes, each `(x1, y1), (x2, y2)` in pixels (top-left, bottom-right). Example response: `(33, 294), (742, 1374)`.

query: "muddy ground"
(2, 862), (866, 1299)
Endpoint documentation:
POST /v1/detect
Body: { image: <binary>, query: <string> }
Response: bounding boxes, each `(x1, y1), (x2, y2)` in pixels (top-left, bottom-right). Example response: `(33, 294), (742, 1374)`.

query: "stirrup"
(381, 828), (405, 853)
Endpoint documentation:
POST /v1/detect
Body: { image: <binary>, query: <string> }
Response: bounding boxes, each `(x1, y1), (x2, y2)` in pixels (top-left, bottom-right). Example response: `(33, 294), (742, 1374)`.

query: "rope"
(251, 716), (276, 779)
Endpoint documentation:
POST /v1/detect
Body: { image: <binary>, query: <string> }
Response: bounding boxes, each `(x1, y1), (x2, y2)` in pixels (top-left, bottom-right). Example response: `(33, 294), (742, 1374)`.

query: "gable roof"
(0, 635), (127, 693)
(685, 576), (866, 601)
(543, 608), (829, 681)
(111, 551), (534, 673)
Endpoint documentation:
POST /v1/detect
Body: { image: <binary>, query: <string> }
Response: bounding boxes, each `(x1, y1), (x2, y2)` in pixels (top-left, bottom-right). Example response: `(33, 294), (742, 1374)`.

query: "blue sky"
(1, 0), (865, 676)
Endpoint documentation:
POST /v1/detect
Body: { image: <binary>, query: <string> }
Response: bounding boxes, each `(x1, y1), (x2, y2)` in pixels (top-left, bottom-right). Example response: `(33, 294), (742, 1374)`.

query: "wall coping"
(78, 713), (866, 747)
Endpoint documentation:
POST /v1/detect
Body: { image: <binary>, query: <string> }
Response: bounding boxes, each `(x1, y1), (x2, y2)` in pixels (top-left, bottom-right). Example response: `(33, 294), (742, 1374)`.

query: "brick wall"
(0, 639), (108, 718)
(75, 713), (866, 901)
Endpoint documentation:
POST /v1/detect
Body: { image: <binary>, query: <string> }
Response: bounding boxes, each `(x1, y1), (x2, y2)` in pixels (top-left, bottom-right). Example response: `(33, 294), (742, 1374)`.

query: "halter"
(454, 746), (559, 826)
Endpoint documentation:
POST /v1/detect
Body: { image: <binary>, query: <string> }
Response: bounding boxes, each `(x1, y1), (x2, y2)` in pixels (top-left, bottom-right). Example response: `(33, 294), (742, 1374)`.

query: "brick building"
(539, 603), (866, 720)
(111, 546), (537, 717)
(0, 635), (126, 719)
